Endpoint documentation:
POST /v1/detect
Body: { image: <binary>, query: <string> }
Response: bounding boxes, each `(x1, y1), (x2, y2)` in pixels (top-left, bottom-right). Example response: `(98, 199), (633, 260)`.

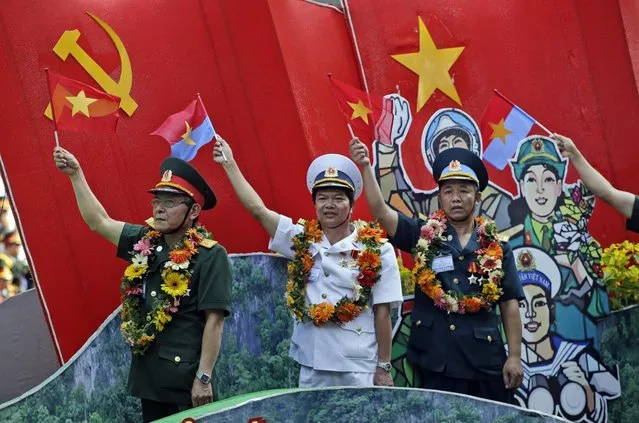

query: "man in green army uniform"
(53, 147), (232, 422)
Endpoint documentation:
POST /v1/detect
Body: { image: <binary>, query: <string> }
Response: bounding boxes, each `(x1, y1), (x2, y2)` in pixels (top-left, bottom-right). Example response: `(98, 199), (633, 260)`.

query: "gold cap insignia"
(161, 170), (173, 182)
(532, 139), (544, 153)
(449, 160), (462, 171)
(324, 167), (338, 178)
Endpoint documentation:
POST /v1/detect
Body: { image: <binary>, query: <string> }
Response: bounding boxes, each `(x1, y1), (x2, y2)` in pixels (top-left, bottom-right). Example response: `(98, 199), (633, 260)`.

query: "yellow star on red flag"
(391, 17), (464, 111)
(65, 90), (98, 117)
(347, 99), (372, 124)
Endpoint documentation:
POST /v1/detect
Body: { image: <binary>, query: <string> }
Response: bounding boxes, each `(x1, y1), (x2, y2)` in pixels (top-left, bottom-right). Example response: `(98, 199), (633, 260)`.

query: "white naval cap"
(306, 153), (363, 199)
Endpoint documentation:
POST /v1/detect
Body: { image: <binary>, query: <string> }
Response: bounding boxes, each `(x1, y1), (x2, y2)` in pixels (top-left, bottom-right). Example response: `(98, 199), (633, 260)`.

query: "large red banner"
(0, 0), (364, 362)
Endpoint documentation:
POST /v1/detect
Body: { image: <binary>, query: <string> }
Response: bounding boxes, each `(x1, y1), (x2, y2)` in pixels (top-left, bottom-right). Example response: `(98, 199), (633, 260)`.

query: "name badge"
(432, 254), (454, 274)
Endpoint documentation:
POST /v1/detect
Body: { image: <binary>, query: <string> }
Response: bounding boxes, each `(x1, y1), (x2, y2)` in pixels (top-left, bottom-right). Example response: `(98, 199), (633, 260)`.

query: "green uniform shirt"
(117, 223), (232, 405)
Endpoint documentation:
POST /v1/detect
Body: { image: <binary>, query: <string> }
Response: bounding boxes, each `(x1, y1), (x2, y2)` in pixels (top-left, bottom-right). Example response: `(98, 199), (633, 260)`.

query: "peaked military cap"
(306, 154), (363, 199)
(510, 136), (566, 181)
(433, 147), (488, 191)
(148, 157), (216, 210)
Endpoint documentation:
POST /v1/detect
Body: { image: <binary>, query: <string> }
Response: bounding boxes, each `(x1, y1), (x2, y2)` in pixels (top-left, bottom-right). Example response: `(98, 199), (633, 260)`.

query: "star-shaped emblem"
(488, 118), (512, 144)
(468, 274), (478, 285)
(391, 16), (465, 111)
(66, 90), (97, 117)
(347, 99), (372, 124)
(181, 121), (196, 145)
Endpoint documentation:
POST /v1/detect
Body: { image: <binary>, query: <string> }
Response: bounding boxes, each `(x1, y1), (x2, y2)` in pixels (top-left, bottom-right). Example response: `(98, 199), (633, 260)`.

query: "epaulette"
(198, 239), (218, 249)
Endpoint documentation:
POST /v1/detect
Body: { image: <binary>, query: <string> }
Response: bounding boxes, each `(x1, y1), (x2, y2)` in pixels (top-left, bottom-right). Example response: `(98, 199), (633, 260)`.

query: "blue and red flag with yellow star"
(479, 91), (549, 170)
(47, 71), (120, 132)
(151, 96), (215, 162)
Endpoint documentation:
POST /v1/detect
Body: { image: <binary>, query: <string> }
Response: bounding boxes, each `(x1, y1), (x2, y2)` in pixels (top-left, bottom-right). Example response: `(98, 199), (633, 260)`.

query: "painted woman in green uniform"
(506, 136), (608, 344)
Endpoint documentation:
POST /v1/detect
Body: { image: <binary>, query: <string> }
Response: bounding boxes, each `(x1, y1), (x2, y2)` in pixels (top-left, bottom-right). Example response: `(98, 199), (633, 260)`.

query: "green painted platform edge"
(155, 388), (297, 422)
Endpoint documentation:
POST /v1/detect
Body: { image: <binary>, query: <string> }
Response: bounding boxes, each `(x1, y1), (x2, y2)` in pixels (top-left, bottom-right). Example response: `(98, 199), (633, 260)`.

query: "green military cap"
(148, 157), (217, 210)
(510, 136), (566, 181)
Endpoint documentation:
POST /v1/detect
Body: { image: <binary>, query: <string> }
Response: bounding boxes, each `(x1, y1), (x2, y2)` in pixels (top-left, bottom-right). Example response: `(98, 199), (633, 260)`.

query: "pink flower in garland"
(133, 238), (153, 256)
(420, 225), (436, 241)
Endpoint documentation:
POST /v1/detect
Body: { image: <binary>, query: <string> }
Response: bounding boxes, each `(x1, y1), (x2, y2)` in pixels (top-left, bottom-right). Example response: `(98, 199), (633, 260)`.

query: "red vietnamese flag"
(47, 71), (120, 132)
(328, 75), (387, 143)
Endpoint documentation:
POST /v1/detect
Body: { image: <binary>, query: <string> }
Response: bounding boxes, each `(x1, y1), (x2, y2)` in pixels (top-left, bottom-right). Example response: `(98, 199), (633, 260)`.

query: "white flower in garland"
(131, 254), (148, 268)
(164, 260), (190, 270)
(353, 282), (363, 301)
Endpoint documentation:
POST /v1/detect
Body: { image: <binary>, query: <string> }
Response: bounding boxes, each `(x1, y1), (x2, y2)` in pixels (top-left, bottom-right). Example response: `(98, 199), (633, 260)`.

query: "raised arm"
(553, 133), (634, 219)
(53, 147), (124, 245)
(213, 136), (279, 237)
(349, 138), (399, 237)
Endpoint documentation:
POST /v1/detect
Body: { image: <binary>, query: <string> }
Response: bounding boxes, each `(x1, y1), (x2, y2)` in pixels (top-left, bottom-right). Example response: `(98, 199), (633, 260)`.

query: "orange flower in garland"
(484, 242), (503, 260)
(461, 297), (482, 313)
(304, 219), (323, 242)
(416, 269), (436, 290)
(119, 225), (213, 355)
(301, 255), (314, 273)
(285, 219), (384, 327)
(411, 211), (504, 314)
(169, 249), (191, 264)
(357, 251), (381, 270)
(336, 303), (363, 323)
(310, 302), (335, 326)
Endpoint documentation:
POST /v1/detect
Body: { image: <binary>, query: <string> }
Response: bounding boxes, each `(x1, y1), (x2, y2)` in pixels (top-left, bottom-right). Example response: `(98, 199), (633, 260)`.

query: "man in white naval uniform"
(213, 136), (403, 387)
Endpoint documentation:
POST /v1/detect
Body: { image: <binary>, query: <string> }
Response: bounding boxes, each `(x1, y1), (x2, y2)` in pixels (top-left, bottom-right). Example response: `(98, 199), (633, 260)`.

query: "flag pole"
(347, 123), (356, 139)
(196, 92), (227, 162)
(494, 89), (553, 135)
(44, 68), (60, 147)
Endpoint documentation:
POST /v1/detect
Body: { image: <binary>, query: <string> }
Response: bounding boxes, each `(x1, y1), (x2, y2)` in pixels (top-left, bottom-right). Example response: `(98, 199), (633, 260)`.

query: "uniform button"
(322, 294), (327, 299)
(174, 356), (181, 363)
(458, 256), (464, 261)
(156, 246), (163, 252)
(487, 336), (492, 342)
(449, 324), (456, 331)
(453, 278), (459, 284)
(324, 271), (329, 277)
(416, 320), (422, 326)
(447, 235), (453, 241)
(150, 291), (157, 297)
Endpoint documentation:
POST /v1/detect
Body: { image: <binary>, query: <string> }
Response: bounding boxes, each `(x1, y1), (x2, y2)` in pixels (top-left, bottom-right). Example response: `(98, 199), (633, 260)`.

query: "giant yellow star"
(391, 17), (464, 111)
(347, 99), (372, 124)
(488, 118), (512, 144)
(181, 121), (196, 145)
(65, 90), (97, 117)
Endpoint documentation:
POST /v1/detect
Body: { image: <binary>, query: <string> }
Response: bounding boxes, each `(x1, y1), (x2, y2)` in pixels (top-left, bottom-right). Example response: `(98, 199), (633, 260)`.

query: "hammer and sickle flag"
(151, 96), (215, 162)
(47, 71), (120, 132)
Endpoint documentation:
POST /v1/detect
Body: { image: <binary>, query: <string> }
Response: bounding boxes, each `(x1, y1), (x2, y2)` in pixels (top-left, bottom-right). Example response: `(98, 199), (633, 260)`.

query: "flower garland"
(120, 226), (212, 355)
(285, 219), (385, 327)
(411, 210), (504, 314)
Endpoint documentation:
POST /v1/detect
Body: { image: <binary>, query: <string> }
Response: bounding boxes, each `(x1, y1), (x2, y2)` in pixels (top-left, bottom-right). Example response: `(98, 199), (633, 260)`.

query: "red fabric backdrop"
(0, 0), (637, 362)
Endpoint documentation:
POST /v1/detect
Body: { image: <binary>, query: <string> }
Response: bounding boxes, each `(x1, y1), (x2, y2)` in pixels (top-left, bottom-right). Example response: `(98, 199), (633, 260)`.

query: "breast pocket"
(155, 346), (200, 390)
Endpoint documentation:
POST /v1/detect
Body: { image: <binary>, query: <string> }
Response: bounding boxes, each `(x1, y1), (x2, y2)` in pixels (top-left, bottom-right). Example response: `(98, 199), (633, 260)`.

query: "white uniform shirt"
(269, 215), (403, 373)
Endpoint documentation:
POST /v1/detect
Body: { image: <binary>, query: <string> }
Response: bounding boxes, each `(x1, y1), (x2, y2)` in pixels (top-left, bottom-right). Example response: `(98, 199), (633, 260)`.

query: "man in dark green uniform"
(351, 141), (524, 404)
(53, 147), (232, 422)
